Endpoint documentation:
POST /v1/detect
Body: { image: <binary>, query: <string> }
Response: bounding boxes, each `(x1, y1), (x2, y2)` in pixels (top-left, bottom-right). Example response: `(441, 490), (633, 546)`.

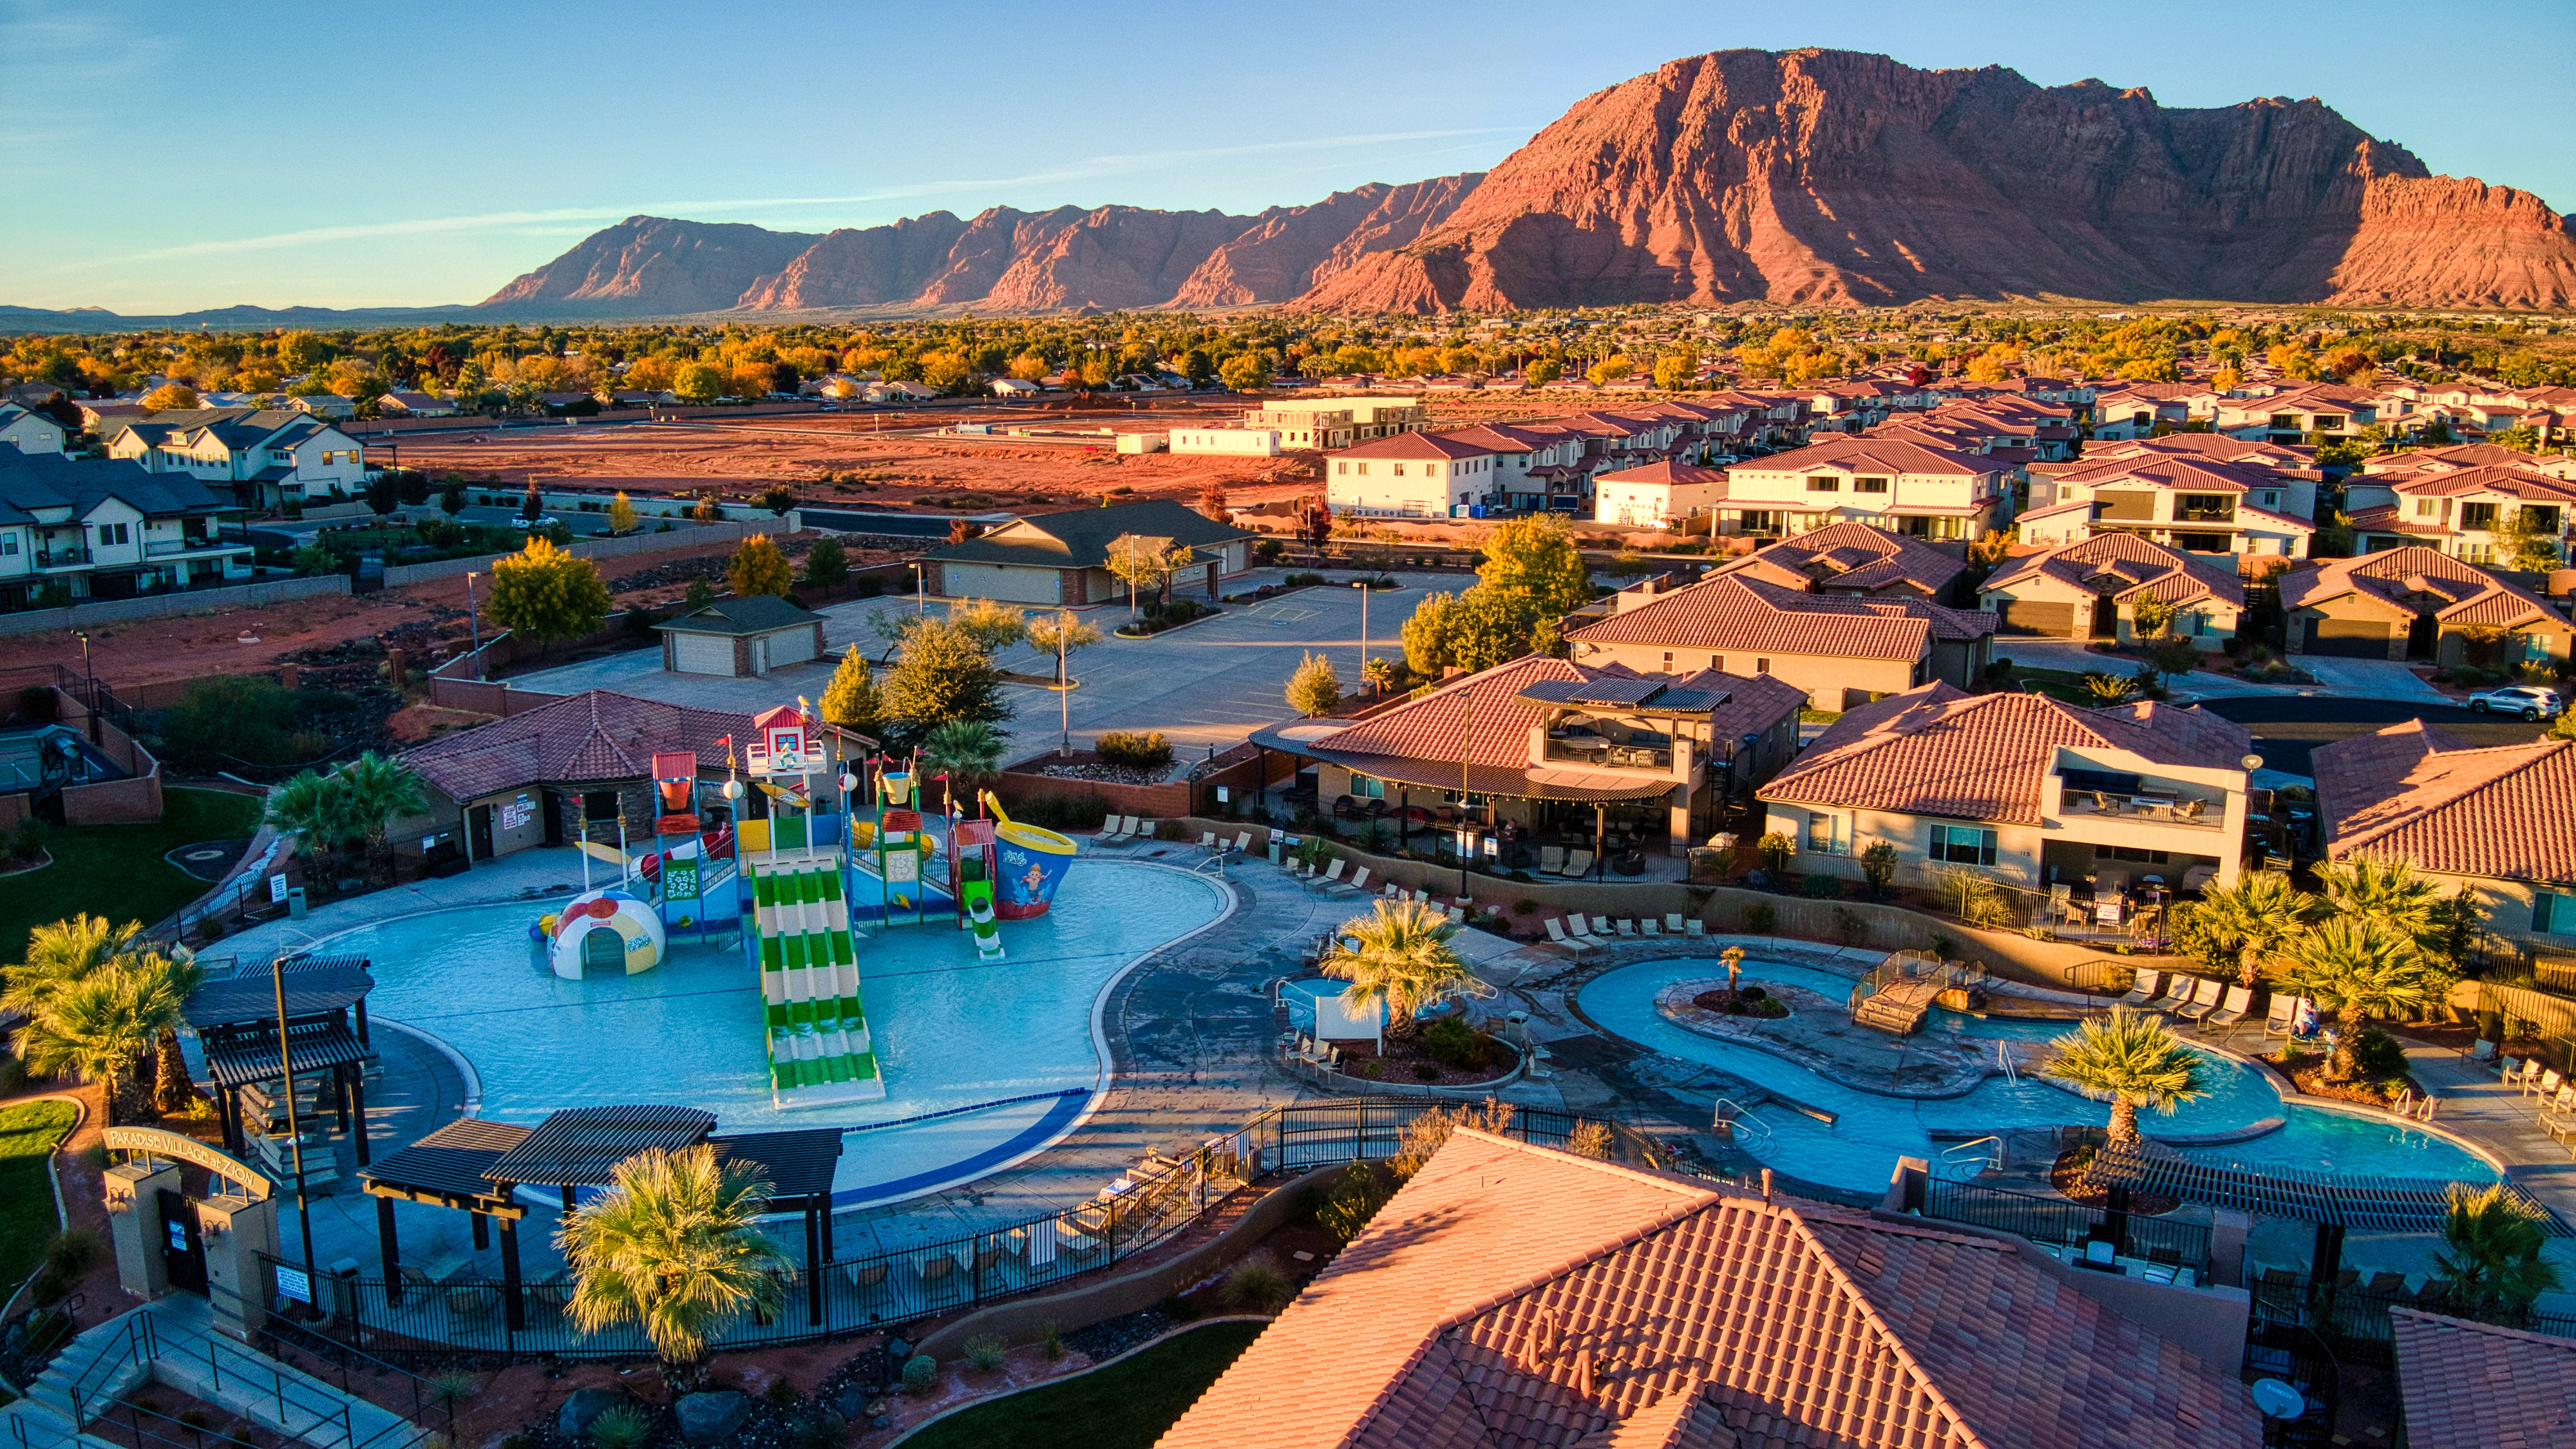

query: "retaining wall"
(381, 515), (798, 588)
(0, 575), (350, 638)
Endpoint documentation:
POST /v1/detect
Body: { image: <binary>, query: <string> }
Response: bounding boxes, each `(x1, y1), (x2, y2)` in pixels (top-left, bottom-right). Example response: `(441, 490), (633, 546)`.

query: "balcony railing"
(144, 536), (242, 556)
(2175, 507), (2237, 523)
(2055, 784), (2224, 829)
(1544, 736), (1674, 770)
(34, 549), (88, 567)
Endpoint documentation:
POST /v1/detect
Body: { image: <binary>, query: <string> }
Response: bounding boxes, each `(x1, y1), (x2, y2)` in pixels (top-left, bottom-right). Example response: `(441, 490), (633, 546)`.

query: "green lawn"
(905, 1320), (1265, 1449)
(0, 786), (265, 961)
(0, 1100), (78, 1294)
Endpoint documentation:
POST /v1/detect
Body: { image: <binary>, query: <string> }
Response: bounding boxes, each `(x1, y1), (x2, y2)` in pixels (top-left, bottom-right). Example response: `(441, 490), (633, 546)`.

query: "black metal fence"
(2248, 1271), (2576, 1364)
(269, 1097), (1664, 1365)
(1924, 1177), (2215, 1279)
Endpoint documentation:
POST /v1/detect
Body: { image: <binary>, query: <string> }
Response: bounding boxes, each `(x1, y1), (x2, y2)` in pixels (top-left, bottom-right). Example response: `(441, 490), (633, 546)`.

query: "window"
(2459, 503), (2499, 533)
(1349, 773), (1386, 800)
(2414, 498), (2440, 518)
(2092, 844), (2170, 864)
(2537, 892), (2564, 935)
(0, 536), (12, 556)
(2257, 491), (2279, 509)
(1805, 812), (1848, 855)
(1806, 477), (1841, 493)
(1336, 462), (1349, 474)
(1853, 476), (1889, 494)
(2315, 415), (2345, 431)
(1929, 825), (1997, 866)
(1661, 652), (1674, 670)
(1392, 464), (1405, 476)
(95, 522), (129, 546)
(1755, 658), (1770, 674)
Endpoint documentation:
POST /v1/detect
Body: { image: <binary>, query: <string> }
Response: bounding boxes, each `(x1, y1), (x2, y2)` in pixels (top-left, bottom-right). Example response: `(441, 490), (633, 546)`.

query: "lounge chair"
(1563, 849), (1595, 878)
(1591, 915), (1611, 936)
(2365, 1272), (2409, 1298)
(2503, 1058), (2535, 1094)
(1444, 906), (1464, 924)
(2202, 986), (2252, 1031)
(1136, 819), (1159, 842)
(2530, 1065), (2561, 1100)
(1665, 913), (1685, 933)
(1684, 919), (1705, 937)
(2150, 975), (2198, 1013)
(2542, 1088), (2576, 1142)
(2464, 1037), (2499, 1067)
(1381, 882), (1399, 898)
(1412, 889), (1430, 904)
(1099, 816), (1131, 843)
(2176, 978), (2226, 1023)
(1567, 916), (1602, 945)
(1232, 831), (1253, 854)
(1200, 831), (1219, 849)
(2261, 993), (2297, 1037)
(1544, 918), (1596, 954)
(1320, 860), (1345, 886)
(1347, 867), (1369, 893)
(1640, 919), (1660, 936)
(1539, 846), (1566, 876)
(1615, 919), (1638, 937)
(2117, 970), (2163, 1009)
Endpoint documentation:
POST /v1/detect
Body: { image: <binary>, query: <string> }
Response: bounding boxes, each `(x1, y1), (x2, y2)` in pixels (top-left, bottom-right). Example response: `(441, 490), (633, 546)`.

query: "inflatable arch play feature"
(544, 890), (666, 980)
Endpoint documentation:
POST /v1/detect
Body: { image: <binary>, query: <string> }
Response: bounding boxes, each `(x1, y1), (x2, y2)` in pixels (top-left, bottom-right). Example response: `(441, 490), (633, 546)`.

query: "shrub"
(1316, 1162), (1394, 1240)
(1284, 571), (1327, 587)
(1755, 832), (1793, 874)
(1094, 730), (1175, 772)
(762, 1379), (800, 1407)
(961, 1334), (1007, 1372)
(1566, 1120), (1614, 1160)
(2352, 1027), (2410, 1080)
(1801, 873), (1842, 899)
(1513, 898), (1539, 915)
(1154, 820), (1188, 841)
(1743, 902), (1777, 934)
(1014, 793), (1107, 831)
(1039, 1320), (1065, 1360)
(1859, 842), (1897, 896)
(588, 1405), (650, 1449)
(901, 1354), (937, 1393)
(1414, 1062), (1440, 1081)
(13, 816), (47, 862)
(1423, 1016), (1497, 1071)
(1217, 1256), (1297, 1314)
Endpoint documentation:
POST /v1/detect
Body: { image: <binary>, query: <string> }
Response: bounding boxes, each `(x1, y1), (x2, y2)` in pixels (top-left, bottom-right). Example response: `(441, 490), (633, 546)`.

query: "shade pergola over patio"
(361, 1106), (846, 1329)
(182, 958), (378, 1166)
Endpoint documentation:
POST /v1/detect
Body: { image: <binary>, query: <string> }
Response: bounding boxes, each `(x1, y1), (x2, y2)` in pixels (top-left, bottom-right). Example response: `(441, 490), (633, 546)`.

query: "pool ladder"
(1996, 1041), (2020, 1085)
(1940, 1135), (2005, 1180)
(1710, 1097), (1776, 1155)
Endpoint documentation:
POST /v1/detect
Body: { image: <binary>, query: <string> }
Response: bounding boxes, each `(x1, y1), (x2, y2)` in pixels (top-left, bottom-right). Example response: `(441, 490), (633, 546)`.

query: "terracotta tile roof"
(2391, 1307), (2576, 1449)
(1596, 460), (1727, 489)
(402, 689), (752, 802)
(1729, 435), (2001, 480)
(2362, 443), (2535, 475)
(2278, 546), (2561, 628)
(1568, 575), (1936, 661)
(1981, 534), (2245, 611)
(1761, 684), (2250, 825)
(1160, 1131), (2257, 1449)
(2386, 465), (2576, 502)
(1334, 431), (1508, 461)
(1710, 520), (1967, 598)
(2312, 720), (2576, 886)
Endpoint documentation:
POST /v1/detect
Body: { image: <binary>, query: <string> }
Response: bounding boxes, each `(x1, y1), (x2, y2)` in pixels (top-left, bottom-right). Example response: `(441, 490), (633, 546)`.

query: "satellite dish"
(2250, 1379), (2306, 1421)
(2241, 753), (2266, 771)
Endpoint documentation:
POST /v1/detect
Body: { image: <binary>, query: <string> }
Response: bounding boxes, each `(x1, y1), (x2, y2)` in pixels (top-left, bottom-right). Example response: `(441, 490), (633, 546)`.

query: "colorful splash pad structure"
(981, 791), (1078, 920)
(538, 889), (667, 979)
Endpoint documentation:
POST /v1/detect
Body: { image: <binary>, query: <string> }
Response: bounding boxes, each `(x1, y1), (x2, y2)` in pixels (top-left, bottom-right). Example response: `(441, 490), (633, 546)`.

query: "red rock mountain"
(481, 49), (2575, 316)
(1303, 49), (2576, 312)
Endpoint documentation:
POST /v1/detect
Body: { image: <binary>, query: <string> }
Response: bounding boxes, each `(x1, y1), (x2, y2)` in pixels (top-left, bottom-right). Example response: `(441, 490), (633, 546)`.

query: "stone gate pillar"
(195, 1193), (280, 1340)
(104, 1159), (180, 1302)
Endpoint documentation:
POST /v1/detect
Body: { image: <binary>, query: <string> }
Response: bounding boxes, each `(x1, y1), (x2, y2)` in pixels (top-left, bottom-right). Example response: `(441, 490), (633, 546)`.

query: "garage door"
(2304, 618), (2392, 659)
(942, 562), (1058, 605)
(671, 632), (737, 675)
(761, 627), (815, 668)
(1996, 600), (2079, 637)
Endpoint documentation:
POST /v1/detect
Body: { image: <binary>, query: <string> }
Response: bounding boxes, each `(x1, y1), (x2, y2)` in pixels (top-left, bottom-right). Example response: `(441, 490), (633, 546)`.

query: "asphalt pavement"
(2195, 696), (2549, 776)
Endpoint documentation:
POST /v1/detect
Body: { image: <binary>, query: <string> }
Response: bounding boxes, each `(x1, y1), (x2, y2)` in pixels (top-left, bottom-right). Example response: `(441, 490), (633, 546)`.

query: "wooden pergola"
(182, 958), (379, 1166)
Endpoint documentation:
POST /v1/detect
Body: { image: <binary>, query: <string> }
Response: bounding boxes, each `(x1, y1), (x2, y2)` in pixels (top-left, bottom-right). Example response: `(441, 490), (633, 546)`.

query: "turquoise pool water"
(329, 860), (1227, 1208)
(1578, 958), (2499, 1195)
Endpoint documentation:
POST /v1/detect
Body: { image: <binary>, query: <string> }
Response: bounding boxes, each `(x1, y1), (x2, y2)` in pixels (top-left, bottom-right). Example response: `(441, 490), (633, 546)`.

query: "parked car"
(515, 514), (562, 531)
(2466, 684), (2562, 719)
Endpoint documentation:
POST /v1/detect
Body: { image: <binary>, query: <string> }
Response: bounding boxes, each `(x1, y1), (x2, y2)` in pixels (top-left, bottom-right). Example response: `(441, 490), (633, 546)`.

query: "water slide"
(952, 822), (1005, 961)
(743, 833), (886, 1108)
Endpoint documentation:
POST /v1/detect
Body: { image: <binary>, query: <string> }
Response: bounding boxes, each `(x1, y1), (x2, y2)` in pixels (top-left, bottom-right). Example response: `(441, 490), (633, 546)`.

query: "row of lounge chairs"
(1097, 815), (1161, 844)
(1533, 846), (1596, 878)
(2111, 969), (2255, 1032)
(1544, 913), (1706, 954)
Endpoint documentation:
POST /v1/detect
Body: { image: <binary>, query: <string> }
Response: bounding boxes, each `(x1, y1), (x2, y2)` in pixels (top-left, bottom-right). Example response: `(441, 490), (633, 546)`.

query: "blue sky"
(5, 0), (2570, 314)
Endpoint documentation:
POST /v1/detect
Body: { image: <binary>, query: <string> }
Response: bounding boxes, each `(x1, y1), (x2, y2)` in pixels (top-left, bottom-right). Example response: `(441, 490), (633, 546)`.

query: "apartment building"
(1244, 396), (1428, 450)
(2344, 464), (2576, 564)
(1761, 684), (2256, 893)
(0, 451), (252, 605)
(1715, 435), (2012, 542)
(1591, 460), (1728, 529)
(1323, 432), (1510, 517)
(1980, 533), (2247, 643)
(101, 408), (368, 508)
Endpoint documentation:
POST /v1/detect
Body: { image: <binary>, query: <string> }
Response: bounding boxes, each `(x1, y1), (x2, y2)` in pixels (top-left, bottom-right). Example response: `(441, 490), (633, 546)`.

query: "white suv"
(2467, 684), (2563, 719)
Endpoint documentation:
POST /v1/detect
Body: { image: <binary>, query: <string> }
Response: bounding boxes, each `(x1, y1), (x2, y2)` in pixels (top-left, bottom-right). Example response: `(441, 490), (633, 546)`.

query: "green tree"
(2128, 596), (2175, 638)
(267, 770), (355, 863)
(802, 536), (849, 595)
(1286, 650), (1342, 716)
(920, 719), (1007, 793)
(882, 618), (1012, 747)
(2315, 853), (2441, 944)
(2, 914), (147, 1022)
(2041, 1007), (2210, 1152)
(334, 752), (428, 865)
(2430, 1184), (2564, 1325)
(1319, 900), (1476, 1045)
(1218, 354), (1271, 392)
(439, 477), (466, 516)
(2279, 919), (2432, 1080)
(606, 491), (639, 536)
(1401, 590), (1462, 676)
(1585, 356), (1633, 386)
(754, 485), (797, 517)
(363, 472), (402, 518)
(946, 597), (1027, 654)
(2500, 505), (2564, 572)
(2180, 871), (2316, 988)
(1477, 514), (1593, 618)
(17, 953), (193, 1125)
(486, 536), (613, 654)
(1522, 358), (1562, 386)
(819, 645), (882, 735)
(1024, 609), (1101, 687)
(672, 364), (726, 404)
(556, 1144), (788, 1391)
(726, 535), (793, 598)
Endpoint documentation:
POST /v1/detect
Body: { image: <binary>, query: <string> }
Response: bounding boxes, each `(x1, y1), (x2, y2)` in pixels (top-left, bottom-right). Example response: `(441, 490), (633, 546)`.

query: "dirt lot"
(395, 400), (1322, 518)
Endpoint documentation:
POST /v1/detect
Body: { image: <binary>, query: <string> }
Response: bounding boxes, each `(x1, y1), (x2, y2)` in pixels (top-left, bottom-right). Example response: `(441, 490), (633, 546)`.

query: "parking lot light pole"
(464, 572), (484, 679)
(1352, 580), (1369, 693)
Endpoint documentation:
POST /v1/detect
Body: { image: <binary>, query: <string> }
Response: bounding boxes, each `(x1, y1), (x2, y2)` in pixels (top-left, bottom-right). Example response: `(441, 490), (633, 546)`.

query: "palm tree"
(556, 1144), (788, 1390)
(2315, 853), (2442, 942)
(334, 752), (428, 858)
(1320, 900), (1477, 1044)
(17, 958), (188, 1124)
(920, 719), (1006, 800)
(2186, 871), (2316, 988)
(2278, 918), (2431, 1081)
(1720, 945), (1746, 998)
(2042, 1007), (2210, 1152)
(2431, 1184), (2562, 1325)
(267, 770), (352, 864)
(3, 913), (146, 1019)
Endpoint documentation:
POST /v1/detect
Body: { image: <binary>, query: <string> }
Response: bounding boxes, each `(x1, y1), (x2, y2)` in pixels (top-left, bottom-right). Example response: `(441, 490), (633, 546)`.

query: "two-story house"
(2342, 464), (2576, 564)
(1245, 397), (1427, 447)
(0, 451), (252, 605)
(1760, 684), (2256, 895)
(1714, 436), (2011, 542)
(2213, 383), (2380, 445)
(1592, 460), (1728, 529)
(2016, 450), (2316, 560)
(1566, 572), (1996, 711)
(1980, 533), (2247, 643)
(0, 406), (70, 456)
(102, 408), (368, 507)
(1323, 432), (1510, 517)
(1704, 519), (1968, 602)
(1247, 656), (1808, 865)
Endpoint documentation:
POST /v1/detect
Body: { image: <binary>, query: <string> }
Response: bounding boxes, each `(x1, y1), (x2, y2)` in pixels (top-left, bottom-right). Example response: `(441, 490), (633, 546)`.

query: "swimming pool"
(1578, 958), (2499, 1195)
(325, 860), (1229, 1208)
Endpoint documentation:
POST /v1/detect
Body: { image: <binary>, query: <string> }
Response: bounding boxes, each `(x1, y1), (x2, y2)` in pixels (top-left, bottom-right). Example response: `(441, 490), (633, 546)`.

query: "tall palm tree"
(2042, 1007), (2210, 1151)
(1720, 945), (1746, 998)
(2315, 853), (2441, 942)
(334, 752), (428, 856)
(2278, 918), (2431, 1081)
(3, 913), (146, 1019)
(18, 959), (187, 1125)
(556, 1144), (788, 1390)
(2186, 872), (2316, 988)
(267, 770), (351, 864)
(2431, 1184), (2562, 1325)
(1320, 900), (1477, 1044)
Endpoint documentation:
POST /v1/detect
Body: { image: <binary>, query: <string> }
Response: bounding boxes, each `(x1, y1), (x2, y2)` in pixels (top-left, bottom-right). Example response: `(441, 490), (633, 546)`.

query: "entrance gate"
(157, 1188), (207, 1295)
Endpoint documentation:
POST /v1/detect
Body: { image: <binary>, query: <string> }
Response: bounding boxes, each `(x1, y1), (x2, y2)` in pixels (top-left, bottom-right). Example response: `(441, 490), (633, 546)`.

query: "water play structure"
(982, 791), (1077, 920)
(951, 818), (1006, 961)
(736, 705), (886, 1108)
(540, 889), (666, 979)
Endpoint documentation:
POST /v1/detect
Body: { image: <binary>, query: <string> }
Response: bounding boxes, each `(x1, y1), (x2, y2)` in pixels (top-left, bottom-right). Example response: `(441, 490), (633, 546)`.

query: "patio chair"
(2502, 1057), (2533, 1093)
(1200, 831), (1218, 849)
(1615, 919), (1638, 936)
(2261, 992), (2297, 1036)
(1591, 915), (1612, 936)
(1099, 817), (1129, 843)
(1641, 919), (1660, 936)
(2202, 986), (2253, 1031)
(1137, 819), (1159, 842)
(2117, 969), (2163, 1009)
(1381, 882), (1399, 898)
(1444, 905), (1464, 924)
(2150, 975), (2198, 1013)
(1544, 918), (1596, 954)
(1684, 919), (1705, 937)
(1347, 867), (1370, 893)
(1540, 846), (1566, 875)
(2542, 1089), (2576, 1142)
(1563, 849), (1595, 878)
(1413, 889), (1431, 904)
(1320, 860), (1345, 886)
(1232, 831), (1253, 855)
(2365, 1272), (2409, 1298)
(2176, 978), (2226, 1023)
(1664, 913), (1684, 933)
(2464, 1037), (2499, 1067)
(2531, 1066), (2562, 1100)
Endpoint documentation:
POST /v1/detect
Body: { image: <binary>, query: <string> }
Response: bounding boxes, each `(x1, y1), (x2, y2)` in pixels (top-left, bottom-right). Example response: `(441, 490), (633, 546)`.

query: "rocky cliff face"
(482, 50), (2573, 317)
(1300, 48), (2576, 312)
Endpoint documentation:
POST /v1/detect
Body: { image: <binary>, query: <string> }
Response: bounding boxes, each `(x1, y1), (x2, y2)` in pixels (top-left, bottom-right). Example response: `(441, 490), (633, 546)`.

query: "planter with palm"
(2278, 919), (2432, 1081)
(2043, 1007), (2210, 1154)
(920, 720), (1006, 810)
(1319, 900), (1477, 1046)
(556, 1144), (789, 1391)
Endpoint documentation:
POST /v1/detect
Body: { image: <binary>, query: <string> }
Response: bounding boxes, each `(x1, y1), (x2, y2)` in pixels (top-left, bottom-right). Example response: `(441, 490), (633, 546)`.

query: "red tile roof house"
(2016, 450), (2317, 562)
(2277, 545), (2573, 667)
(1978, 535), (2248, 645)
(1705, 520), (1969, 603)
(1756, 683), (2257, 895)
(1246, 656), (1806, 867)
(2389, 1306), (2576, 1449)
(1157, 1130), (2262, 1449)
(2339, 463), (2576, 565)
(401, 689), (757, 864)
(2311, 720), (2576, 954)
(1715, 437), (2014, 545)
(1567, 573), (1996, 712)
